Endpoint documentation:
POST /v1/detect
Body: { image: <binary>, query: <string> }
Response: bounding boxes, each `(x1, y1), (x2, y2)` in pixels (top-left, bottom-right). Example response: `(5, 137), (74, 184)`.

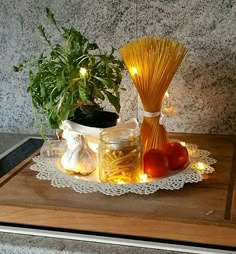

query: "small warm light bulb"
(165, 91), (169, 98)
(130, 67), (138, 75)
(180, 142), (186, 147)
(139, 173), (148, 182)
(197, 162), (206, 170)
(80, 67), (87, 77)
(117, 180), (125, 184)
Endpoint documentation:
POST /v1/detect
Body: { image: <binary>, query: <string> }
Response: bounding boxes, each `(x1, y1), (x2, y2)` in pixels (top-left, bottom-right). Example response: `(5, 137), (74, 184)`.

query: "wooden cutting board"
(0, 134), (235, 247)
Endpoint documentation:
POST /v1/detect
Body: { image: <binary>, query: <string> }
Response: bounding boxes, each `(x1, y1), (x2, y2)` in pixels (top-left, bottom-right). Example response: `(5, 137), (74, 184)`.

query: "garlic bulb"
(61, 134), (97, 175)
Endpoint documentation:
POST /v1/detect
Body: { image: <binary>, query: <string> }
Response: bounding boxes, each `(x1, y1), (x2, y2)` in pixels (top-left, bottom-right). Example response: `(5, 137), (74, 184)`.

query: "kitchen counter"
(0, 133), (29, 154)
(0, 231), (185, 254)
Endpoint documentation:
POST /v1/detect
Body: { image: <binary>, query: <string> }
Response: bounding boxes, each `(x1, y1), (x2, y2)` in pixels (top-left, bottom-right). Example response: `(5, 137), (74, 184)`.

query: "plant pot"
(72, 110), (119, 128)
(61, 111), (119, 153)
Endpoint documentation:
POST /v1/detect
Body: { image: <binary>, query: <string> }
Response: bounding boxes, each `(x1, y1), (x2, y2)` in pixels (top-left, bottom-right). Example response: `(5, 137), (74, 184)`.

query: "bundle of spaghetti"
(120, 37), (186, 152)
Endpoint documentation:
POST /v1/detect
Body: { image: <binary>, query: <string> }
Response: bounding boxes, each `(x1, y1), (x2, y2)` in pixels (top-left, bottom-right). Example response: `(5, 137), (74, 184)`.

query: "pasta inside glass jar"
(99, 127), (142, 184)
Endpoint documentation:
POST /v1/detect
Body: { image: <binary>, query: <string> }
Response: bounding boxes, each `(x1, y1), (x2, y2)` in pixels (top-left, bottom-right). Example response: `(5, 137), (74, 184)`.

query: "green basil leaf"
(104, 91), (120, 113)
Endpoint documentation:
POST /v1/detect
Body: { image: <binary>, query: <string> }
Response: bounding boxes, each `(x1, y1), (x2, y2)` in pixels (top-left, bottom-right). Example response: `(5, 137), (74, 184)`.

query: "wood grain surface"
(0, 134), (235, 247)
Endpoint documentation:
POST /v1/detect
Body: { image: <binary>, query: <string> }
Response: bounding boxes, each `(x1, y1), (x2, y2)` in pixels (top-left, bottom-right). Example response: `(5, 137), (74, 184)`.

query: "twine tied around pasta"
(143, 111), (165, 125)
(143, 106), (177, 126)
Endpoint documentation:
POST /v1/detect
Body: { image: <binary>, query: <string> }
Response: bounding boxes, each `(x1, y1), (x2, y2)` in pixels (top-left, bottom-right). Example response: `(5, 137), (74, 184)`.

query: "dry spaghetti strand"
(120, 37), (186, 152)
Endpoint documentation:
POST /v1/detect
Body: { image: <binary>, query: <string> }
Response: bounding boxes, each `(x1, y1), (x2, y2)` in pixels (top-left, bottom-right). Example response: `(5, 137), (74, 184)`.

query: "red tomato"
(162, 142), (189, 170)
(144, 149), (169, 177)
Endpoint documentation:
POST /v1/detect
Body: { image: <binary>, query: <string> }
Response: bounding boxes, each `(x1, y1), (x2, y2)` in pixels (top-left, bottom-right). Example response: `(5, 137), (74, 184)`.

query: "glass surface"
(0, 138), (43, 177)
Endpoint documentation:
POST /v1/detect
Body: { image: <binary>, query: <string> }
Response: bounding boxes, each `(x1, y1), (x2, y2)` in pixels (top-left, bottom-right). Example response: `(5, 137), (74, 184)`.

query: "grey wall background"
(0, 0), (235, 135)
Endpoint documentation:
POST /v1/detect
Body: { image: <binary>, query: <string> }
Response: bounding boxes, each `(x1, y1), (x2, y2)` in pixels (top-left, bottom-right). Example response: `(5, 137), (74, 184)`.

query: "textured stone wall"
(0, 0), (235, 134)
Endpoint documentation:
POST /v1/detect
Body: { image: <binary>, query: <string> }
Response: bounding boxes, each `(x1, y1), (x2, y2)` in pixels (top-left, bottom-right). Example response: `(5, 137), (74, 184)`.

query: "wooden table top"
(0, 133), (235, 248)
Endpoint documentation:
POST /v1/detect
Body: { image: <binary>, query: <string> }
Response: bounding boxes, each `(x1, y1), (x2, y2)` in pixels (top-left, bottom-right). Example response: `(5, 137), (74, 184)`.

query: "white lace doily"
(30, 141), (217, 196)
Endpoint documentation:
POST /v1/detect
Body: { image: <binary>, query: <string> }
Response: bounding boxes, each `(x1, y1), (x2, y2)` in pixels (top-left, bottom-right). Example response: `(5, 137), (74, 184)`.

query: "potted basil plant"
(14, 8), (124, 137)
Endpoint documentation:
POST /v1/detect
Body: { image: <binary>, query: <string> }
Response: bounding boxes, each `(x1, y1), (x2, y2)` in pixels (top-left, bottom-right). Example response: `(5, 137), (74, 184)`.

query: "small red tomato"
(144, 149), (169, 178)
(162, 142), (189, 170)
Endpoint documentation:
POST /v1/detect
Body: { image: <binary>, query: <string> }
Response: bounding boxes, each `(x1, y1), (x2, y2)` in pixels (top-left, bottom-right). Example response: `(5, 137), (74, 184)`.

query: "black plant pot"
(72, 110), (119, 128)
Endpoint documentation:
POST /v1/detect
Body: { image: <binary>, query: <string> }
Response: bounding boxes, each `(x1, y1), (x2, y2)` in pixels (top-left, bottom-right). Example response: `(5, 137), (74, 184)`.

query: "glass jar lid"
(100, 127), (140, 144)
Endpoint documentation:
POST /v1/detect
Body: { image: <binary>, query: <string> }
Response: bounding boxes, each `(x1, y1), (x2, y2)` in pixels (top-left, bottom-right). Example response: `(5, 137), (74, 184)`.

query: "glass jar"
(99, 127), (142, 184)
